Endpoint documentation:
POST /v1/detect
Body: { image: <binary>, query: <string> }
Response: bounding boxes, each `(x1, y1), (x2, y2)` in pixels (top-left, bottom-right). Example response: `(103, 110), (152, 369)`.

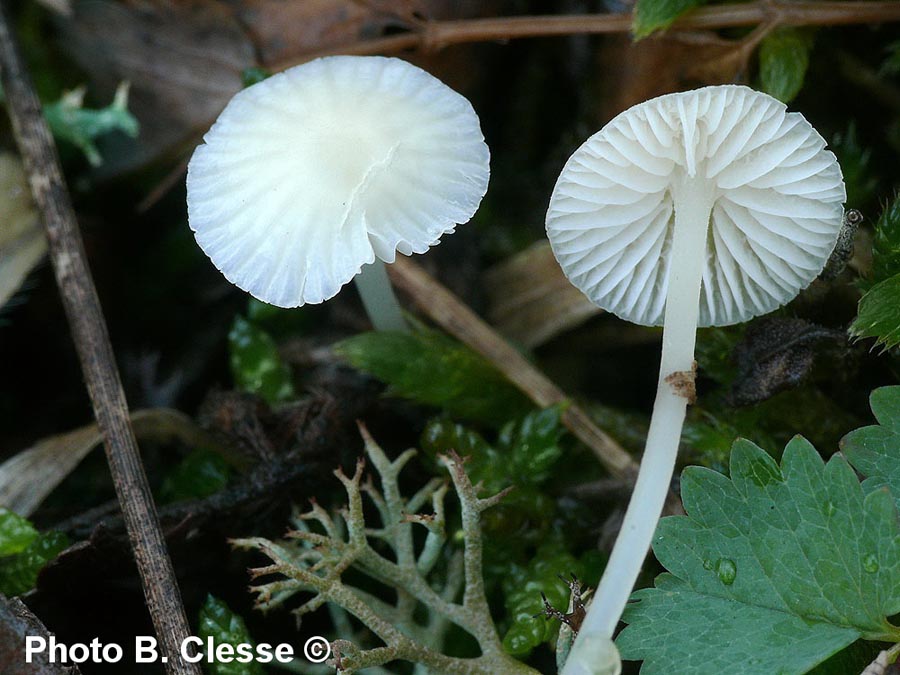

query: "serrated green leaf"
(841, 386), (900, 505)
(0, 531), (69, 596)
(759, 28), (814, 103)
(618, 437), (900, 674)
(849, 274), (900, 351)
(870, 196), (900, 286)
(0, 508), (38, 556)
(160, 450), (231, 504)
(198, 595), (264, 675)
(632, 0), (705, 39)
(228, 316), (295, 405)
(336, 327), (531, 426)
(43, 82), (139, 167)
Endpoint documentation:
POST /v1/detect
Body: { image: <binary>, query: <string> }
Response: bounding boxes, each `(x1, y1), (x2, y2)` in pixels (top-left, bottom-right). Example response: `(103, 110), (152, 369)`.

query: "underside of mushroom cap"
(187, 55), (490, 308)
(546, 85), (846, 327)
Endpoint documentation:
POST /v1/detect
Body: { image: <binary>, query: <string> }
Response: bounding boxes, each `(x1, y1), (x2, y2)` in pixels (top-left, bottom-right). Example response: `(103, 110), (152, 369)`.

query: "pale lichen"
(231, 423), (539, 675)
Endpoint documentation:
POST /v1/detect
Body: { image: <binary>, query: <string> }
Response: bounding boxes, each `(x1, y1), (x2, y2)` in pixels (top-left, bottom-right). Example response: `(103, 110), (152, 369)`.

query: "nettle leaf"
(228, 315), (295, 405)
(618, 437), (900, 675)
(849, 274), (900, 351)
(759, 28), (814, 103)
(841, 386), (900, 505)
(632, 0), (706, 39)
(336, 327), (531, 426)
(871, 195), (900, 286)
(198, 595), (263, 675)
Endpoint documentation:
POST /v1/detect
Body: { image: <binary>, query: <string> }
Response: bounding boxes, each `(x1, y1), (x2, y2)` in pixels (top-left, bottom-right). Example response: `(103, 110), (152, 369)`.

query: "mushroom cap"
(546, 85), (846, 327)
(187, 55), (490, 308)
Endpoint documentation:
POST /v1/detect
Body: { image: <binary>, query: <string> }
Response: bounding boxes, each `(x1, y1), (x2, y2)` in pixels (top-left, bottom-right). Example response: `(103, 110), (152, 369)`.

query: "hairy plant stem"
(564, 175), (714, 673)
(0, 9), (198, 674)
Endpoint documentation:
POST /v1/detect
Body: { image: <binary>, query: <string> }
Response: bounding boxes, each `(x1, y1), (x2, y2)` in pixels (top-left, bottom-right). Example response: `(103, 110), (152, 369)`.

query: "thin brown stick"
(271, 0), (900, 70)
(0, 8), (199, 675)
(387, 257), (637, 479)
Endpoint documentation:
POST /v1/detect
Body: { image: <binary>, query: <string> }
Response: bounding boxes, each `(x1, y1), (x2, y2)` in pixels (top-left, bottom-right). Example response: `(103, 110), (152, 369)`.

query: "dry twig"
(271, 0), (900, 69)
(0, 9), (199, 675)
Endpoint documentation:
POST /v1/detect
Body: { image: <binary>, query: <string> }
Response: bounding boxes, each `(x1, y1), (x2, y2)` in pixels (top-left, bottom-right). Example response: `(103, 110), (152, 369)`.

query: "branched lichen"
(231, 423), (539, 675)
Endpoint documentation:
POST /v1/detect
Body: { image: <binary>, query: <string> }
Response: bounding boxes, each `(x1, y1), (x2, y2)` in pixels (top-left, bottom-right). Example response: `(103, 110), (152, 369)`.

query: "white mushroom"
(546, 85), (845, 673)
(187, 55), (490, 331)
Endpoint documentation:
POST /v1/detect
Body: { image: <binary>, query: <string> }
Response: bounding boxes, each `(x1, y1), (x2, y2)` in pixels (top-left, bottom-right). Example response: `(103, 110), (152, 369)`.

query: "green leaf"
(632, 0), (706, 39)
(336, 327), (531, 426)
(841, 386), (900, 505)
(870, 195), (900, 286)
(160, 450), (231, 504)
(0, 531), (69, 596)
(198, 595), (264, 675)
(0, 508), (38, 556)
(618, 437), (900, 674)
(849, 274), (900, 351)
(759, 28), (814, 103)
(43, 82), (139, 167)
(228, 316), (295, 405)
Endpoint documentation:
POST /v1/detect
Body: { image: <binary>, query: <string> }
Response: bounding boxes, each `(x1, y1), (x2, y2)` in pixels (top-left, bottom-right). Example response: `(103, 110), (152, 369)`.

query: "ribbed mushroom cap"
(187, 56), (490, 308)
(546, 85), (846, 327)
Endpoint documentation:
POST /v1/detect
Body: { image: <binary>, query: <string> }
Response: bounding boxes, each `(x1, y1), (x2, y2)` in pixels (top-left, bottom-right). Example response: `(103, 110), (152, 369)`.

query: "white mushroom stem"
(564, 175), (715, 674)
(354, 259), (409, 332)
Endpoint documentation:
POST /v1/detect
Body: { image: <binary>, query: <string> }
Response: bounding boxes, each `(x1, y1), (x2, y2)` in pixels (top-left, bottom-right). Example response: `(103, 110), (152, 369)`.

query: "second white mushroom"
(546, 85), (846, 674)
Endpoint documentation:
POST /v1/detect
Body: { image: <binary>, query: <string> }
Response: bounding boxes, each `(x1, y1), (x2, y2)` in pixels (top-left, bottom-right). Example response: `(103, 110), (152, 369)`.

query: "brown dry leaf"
(57, 0), (254, 174)
(484, 241), (601, 348)
(0, 154), (46, 309)
(0, 409), (214, 517)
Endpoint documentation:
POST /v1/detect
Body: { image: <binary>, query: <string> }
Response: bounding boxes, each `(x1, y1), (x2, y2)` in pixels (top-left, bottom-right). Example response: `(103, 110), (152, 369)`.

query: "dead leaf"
(0, 154), (46, 309)
(484, 241), (601, 348)
(0, 409), (216, 517)
(728, 318), (846, 406)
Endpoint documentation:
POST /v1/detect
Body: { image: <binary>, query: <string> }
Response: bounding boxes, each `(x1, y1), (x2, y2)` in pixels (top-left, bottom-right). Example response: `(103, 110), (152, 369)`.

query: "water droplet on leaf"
(702, 559), (714, 571)
(823, 500), (836, 517)
(715, 558), (737, 585)
(863, 553), (879, 573)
